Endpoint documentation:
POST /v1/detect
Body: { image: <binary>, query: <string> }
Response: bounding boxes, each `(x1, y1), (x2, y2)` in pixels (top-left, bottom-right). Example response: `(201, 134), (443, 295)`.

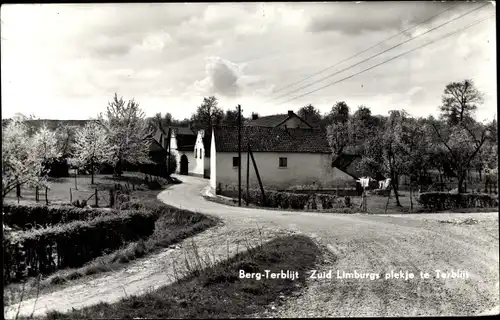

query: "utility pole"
(238, 104), (242, 207)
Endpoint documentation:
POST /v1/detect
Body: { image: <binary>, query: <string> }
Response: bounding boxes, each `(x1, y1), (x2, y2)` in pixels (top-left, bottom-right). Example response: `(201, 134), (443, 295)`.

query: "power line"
(268, 2), (490, 103)
(275, 14), (494, 106)
(266, 3), (460, 98)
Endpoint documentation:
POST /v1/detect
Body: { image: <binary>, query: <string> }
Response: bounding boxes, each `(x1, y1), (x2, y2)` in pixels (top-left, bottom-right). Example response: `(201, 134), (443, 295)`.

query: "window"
(195, 149), (198, 158)
(279, 157), (287, 168)
(232, 157), (240, 167)
(199, 149), (203, 159)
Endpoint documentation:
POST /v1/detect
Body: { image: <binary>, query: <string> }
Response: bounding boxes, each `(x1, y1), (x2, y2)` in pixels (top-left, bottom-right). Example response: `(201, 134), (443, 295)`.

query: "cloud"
(1, 3), (495, 123)
(190, 57), (244, 97)
(306, 2), (464, 35)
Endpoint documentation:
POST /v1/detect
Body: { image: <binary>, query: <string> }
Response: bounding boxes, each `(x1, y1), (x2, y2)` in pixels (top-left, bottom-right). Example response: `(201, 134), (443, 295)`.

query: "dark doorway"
(180, 154), (189, 175)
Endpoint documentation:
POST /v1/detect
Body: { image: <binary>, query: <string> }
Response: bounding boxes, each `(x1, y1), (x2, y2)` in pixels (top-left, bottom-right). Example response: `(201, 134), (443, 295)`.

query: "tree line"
(2, 94), (156, 199)
(3, 79), (496, 204)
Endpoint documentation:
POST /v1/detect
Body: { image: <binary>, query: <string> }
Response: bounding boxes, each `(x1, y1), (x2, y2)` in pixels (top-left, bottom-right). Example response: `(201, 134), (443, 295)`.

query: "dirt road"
(4, 175), (499, 318)
(159, 175), (500, 317)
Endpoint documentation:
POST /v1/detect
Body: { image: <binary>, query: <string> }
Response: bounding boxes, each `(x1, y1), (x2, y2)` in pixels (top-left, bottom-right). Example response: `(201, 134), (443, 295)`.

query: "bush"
(2, 204), (111, 229)
(223, 187), (343, 210)
(417, 192), (499, 211)
(3, 209), (156, 283)
(47, 157), (70, 178)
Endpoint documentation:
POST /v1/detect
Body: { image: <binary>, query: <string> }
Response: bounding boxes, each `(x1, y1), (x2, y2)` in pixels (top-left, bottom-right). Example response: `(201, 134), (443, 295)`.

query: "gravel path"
(4, 175), (499, 318)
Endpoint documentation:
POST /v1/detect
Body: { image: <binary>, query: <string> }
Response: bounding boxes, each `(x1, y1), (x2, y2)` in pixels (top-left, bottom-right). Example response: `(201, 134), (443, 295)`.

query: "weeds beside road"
(4, 174), (498, 318)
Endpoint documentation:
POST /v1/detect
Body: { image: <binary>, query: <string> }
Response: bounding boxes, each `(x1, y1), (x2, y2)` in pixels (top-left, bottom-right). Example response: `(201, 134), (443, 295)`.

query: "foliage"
(222, 105), (246, 126)
(2, 116), (58, 197)
(54, 124), (78, 157)
(329, 101), (350, 124)
(220, 186), (346, 210)
(3, 209), (156, 284)
(326, 120), (352, 157)
(98, 93), (152, 173)
(428, 119), (491, 192)
(70, 121), (112, 183)
(297, 104), (322, 128)
(2, 203), (109, 229)
(147, 112), (173, 133)
(190, 96), (224, 131)
(440, 79), (484, 125)
(417, 192), (498, 211)
(357, 110), (417, 206)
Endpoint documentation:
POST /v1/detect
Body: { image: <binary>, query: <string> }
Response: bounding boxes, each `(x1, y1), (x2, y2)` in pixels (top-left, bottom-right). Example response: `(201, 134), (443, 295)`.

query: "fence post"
(70, 188), (72, 204)
(95, 188), (98, 207)
(45, 187), (49, 205)
(74, 170), (78, 190)
(109, 189), (115, 208)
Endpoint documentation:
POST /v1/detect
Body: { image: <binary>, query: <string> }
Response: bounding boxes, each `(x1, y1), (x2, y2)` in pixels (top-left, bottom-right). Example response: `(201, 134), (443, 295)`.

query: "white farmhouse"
(209, 125), (339, 192)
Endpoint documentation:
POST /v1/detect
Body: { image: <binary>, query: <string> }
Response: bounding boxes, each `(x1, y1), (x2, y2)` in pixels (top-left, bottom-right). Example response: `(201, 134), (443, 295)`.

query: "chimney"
(288, 110), (294, 116)
(252, 113), (259, 120)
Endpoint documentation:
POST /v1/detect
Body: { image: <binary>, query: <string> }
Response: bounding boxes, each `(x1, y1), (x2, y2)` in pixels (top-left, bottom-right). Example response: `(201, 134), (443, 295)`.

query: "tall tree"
(99, 93), (152, 176)
(222, 106), (245, 126)
(330, 101), (350, 124)
(440, 79), (484, 125)
(2, 116), (44, 198)
(428, 118), (491, 193)
(2, 119), (59, 198)
(395, 116), (431, 210)
(71, 122), (112, 184)
(297, 104), (322, 128)
(55, 124), (77, 157)
(358, 110), (414, 206)
(326, 120), (352, 158)
(190, 96), (224, 131)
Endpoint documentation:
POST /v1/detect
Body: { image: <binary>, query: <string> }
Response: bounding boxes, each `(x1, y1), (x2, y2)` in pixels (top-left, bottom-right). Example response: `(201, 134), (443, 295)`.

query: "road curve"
(158, 174), (500, 317)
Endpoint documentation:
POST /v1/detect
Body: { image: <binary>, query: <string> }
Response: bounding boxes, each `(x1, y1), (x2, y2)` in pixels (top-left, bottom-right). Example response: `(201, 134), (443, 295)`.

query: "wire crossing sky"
(1, 2), (496, 121)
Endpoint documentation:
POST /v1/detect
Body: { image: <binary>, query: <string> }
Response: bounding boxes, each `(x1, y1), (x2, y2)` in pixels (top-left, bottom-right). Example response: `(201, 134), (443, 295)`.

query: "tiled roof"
(213, 126), (331, 153)
(171, 126), (196, 136)
(176, 134), (196, 150)
(245, 114), (289, 127)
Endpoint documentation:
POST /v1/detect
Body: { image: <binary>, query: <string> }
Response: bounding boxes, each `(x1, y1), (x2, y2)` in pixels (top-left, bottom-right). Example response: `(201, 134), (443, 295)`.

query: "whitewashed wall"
(213, 151), (351, 190)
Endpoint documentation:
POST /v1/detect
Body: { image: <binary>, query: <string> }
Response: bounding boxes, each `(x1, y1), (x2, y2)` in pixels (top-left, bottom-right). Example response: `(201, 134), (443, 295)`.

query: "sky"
(1, 2), (496, 122)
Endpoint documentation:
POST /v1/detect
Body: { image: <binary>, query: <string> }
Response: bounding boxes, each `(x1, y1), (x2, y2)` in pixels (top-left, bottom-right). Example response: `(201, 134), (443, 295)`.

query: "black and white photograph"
(1, 1), (498, 318)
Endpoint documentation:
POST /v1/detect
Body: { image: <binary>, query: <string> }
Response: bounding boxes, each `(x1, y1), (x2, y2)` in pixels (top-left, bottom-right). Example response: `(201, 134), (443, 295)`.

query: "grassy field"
(3, 171), (162, 207)
(38, 235), (323, 319)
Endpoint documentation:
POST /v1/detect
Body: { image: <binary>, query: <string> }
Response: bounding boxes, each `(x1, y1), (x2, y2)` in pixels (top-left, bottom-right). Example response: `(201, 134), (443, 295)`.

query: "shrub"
(2, 204), (111, 229)
(417, 192), (499, 211)
(223, 187), (342, 210)
(3, 209), (156, 284)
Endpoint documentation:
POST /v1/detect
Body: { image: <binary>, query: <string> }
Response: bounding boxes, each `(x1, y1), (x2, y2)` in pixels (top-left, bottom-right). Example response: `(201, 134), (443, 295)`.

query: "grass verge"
(4, 190), (219, 306)
(41, 234), (323, 319)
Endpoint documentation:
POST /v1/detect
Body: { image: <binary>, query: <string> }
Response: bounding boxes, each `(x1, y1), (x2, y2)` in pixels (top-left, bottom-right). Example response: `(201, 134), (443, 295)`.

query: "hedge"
(221, 187), (346, 210)
(3, 210), (156, 284)
(418, 192), (499, 211)
(2, 204), (111, 229)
